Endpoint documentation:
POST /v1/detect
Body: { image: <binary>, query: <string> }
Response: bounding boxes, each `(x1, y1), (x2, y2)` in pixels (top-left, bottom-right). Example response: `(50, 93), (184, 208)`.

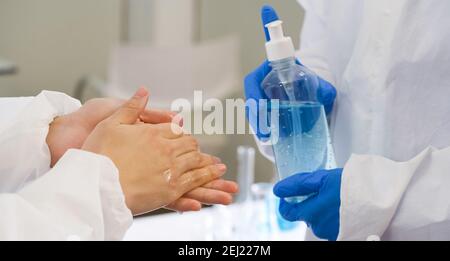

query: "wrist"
(46, 113), (91, 167)
(46, 116), (65, 167)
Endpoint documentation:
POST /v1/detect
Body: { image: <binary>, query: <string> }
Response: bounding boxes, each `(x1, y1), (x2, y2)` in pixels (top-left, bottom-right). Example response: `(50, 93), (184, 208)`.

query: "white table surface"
(124, 203), (307, 241)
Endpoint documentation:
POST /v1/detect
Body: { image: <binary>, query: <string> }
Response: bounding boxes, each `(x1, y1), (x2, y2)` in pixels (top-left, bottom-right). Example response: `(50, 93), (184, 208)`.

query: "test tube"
(236, 146), (255, 203)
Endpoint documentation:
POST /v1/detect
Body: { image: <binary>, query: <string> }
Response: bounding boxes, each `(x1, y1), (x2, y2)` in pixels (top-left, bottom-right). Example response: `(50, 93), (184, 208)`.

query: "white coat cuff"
(18, 149), (132, 240)
(0, 91), (81, 191)
(337, 149), (432, 241)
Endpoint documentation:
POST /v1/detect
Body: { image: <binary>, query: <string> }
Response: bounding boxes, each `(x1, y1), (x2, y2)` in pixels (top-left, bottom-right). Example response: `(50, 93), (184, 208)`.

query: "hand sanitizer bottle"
(261, 20), (337, 202)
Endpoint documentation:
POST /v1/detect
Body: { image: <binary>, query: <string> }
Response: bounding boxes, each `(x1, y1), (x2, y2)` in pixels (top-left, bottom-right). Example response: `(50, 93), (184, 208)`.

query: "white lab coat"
(257, 0), (450, 240)
(0, 91), (132, 240)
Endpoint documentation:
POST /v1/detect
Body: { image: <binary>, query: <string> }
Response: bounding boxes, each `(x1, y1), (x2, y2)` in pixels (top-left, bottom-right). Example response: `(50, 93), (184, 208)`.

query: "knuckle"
(169, 158), (180, 173)
(191, 138), (199, 149)
(208, 165), (217, 175)
(125, 99), (141, 111)
(169, 157), (177, 166)
(208, 155), (216, 164)
(192, 153), (203, 165)
(164, 144), (175, 156)
(166, 158), (176, 169)
(190, 169), (205, 182)
(165, 167), (178, 185)
(167, 176), (178, 190)
(209, 165), (221, 177)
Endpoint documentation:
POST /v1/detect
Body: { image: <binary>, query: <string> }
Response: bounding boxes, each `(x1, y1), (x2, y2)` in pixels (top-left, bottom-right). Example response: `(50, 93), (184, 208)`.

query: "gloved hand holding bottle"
(244, 5), (343, 240)
(244, 5), (337, 140)
(245, 5), (337, 197)
(274, 168), (342, 241)
(245, 1), (450, 242)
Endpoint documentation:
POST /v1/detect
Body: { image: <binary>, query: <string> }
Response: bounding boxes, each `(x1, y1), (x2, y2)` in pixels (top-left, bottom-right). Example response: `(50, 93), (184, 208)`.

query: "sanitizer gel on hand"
(261, 20), (337, 202)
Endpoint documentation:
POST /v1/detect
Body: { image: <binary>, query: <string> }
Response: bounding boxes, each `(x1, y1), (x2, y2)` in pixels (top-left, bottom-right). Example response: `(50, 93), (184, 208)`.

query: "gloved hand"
(273, 168), (343, 241)
(244, 5), (337, 140)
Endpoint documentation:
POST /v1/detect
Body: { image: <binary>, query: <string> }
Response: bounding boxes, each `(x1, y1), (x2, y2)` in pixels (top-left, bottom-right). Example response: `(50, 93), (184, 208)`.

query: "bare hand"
(46, 98), (174, 167)
(46, 93), (238, 213)
(81, 88), (229, 215)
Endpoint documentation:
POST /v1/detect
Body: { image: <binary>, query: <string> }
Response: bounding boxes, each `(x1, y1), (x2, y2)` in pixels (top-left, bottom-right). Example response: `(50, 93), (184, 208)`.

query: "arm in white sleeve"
(0, 97), (34, 128)
(338, 147), (450, 240)
(0, 149), (132, 241)
(296, 0), (335, 85)
(0, 91), (81, 192)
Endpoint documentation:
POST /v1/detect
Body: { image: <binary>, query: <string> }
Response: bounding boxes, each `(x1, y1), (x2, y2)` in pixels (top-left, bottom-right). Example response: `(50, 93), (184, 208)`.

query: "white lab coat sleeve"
(0, 149), (132, 241)
(296, 0), (336, 85)
(0, 91), (81, 192)
(338, 147), (450, 241)
(0, 97), (34, 129)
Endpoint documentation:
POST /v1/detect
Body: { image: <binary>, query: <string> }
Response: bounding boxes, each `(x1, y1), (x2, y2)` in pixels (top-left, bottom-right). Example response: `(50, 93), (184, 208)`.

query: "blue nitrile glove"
(273, 168), (343, 241)
(244, 5), (337, 140)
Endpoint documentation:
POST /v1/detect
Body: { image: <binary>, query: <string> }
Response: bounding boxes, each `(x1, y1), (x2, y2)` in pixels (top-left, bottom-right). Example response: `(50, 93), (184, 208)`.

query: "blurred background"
(0, 0), (304, 196)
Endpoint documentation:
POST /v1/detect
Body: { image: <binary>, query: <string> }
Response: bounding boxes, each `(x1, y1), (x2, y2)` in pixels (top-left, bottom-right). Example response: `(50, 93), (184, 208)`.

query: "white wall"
(125, 0), (303, 77)
(126, 0), (153, 44)
(0, 0), (304, 183)
(0, 0), (122, 97)
(200, 0), (303, 78)
(0, 0), (302, 98)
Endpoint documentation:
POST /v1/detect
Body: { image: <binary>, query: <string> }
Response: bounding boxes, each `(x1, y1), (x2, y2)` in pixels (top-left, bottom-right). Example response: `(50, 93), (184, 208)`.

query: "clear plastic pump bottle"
(261, 21), (336, 202)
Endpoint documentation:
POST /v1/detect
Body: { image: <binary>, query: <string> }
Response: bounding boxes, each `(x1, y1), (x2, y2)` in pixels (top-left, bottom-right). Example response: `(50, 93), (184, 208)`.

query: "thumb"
(261, 5), (279, 41)
(273, 170), (329, 198)
(108, 86), (149, 124)
(317, 79), (337, 115)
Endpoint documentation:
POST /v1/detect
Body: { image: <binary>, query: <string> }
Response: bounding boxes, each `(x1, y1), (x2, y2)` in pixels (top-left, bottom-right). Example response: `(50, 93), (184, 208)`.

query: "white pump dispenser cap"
(265, 20), (295, 62)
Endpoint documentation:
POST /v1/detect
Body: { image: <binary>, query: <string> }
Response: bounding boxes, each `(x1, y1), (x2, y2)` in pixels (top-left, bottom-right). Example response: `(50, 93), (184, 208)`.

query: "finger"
(179, 164), (227, 193)
(153, 123), (184, 139)
(172, 113), (184, 127)
(279, 197), (316, 223)
(202, 179), (239, 194)
(79, 98), (125, 128)
(165, 198), (202, 212)
(169, 136), (200, 157)
(173, 151), (219, 175)
(261, 5), (280, 41)
(184, 187), (233, 206)
(140, 109), (175, 124)
(244, 62), (272, 141)
(273, 170), (330, 198)
(108, 86), (149, 125)
(244, 62), (271, 101)
(317, 78), (337, 114)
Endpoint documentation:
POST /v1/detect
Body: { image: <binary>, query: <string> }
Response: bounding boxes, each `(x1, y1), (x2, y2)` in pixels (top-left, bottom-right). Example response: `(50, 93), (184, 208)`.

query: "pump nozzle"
(267, 20), (285, 40)
(265, 20), (295, 62)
